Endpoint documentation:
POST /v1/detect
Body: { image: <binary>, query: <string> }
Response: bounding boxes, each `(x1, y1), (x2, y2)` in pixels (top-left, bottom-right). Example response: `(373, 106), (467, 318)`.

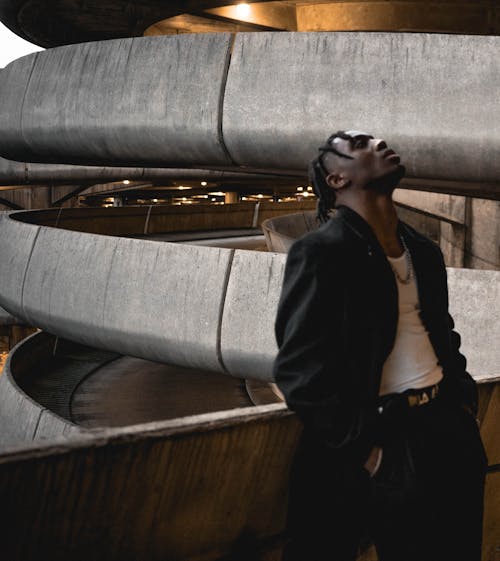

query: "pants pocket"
(371, 432), (417, 504)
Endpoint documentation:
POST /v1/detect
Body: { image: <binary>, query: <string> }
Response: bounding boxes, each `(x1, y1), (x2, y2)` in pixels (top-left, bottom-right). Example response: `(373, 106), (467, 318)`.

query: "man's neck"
(337, 192), (402, 257)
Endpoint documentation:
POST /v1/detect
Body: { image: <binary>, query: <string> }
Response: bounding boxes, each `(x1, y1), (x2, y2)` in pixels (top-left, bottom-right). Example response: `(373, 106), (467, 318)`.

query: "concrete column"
(465, 198), (500, 270)
(0, 186), (51, 209)
(225, 191), (239, 204)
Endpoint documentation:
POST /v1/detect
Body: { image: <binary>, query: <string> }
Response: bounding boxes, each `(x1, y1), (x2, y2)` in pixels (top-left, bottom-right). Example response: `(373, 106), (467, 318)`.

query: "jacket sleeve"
(272, 236), (376, 465)
(436, 247), (478, 415)
(447, 311), (479, 415)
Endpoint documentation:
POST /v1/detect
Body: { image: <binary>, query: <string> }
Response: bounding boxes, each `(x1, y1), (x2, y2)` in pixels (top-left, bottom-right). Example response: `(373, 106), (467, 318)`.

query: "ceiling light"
(236, 3), (250, 17)
(123, 180), (130, 185)
(201, 181), (207, 186)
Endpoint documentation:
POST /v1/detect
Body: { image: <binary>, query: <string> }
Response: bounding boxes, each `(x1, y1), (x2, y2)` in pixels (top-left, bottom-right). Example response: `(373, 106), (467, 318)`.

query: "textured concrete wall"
(223, 32), (500, 184)
(467, 198), (500, 270)
(0, 333), (83, 448)
(0, 212), (498, 382)
(2, 33), (500, 191)
(0, 34), (233, 167)
(0, 155), (292, 186)
(0, 404), (299, 560)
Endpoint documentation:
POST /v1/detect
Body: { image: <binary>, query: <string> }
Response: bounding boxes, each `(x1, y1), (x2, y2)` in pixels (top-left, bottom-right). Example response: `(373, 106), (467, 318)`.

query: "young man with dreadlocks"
(273, 131), (487, 561)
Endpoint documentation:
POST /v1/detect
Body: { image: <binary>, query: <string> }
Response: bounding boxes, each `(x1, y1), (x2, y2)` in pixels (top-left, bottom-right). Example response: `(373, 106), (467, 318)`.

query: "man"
(273, 131), (488, 561)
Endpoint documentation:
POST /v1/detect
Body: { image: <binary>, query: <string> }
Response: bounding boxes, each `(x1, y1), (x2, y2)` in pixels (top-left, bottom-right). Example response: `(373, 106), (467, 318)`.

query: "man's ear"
(326, 173), (350, 191)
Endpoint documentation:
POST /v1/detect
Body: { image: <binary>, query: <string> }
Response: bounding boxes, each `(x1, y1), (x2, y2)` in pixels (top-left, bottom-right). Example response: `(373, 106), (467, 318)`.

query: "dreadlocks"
(309, 131), (355, 223)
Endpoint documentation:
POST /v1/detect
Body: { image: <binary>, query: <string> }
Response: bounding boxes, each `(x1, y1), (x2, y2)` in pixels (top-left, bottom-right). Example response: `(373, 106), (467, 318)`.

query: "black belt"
(376, 381), (441, 416)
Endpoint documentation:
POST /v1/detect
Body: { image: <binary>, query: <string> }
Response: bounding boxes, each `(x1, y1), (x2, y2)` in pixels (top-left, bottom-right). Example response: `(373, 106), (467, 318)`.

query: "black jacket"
(273, 205), (478, 466)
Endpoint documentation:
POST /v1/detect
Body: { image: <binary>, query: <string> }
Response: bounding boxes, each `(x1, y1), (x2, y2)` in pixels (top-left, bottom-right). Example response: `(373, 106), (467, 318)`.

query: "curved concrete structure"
(0, 330), (281, 447)
(0, 34), (233, 167)
(3, 0), (500, 48)
(0, 155), (297, 186)
(0, 208), (498, 383)
(2, 32), (500, 193)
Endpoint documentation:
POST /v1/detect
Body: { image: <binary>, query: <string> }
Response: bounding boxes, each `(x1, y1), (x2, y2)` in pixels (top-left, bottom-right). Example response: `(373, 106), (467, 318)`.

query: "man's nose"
(374, 139), (387, 151)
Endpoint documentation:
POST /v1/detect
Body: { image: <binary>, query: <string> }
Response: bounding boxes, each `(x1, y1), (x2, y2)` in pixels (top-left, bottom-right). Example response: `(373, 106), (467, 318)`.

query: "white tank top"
(378, 250), (444, 396)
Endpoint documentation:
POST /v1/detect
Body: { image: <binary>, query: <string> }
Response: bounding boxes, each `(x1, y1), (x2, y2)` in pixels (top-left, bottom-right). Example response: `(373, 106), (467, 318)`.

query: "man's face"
(327, 131), (405, 193)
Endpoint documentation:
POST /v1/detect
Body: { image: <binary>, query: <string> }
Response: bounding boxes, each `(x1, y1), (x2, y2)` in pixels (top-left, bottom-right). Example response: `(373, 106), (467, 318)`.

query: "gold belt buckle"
(407, 384), (439, 407)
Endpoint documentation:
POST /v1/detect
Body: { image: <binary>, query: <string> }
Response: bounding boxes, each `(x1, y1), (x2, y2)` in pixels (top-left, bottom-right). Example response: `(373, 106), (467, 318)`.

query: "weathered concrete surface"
(221, 250), (285, 380)
(393, 188), (466, 225)
(0, 155), (297, 186)
(223, 32), (500, 183)
(448, 268), (500, 382)
(0, 210), (498, 381)
(0, 212), (40, 318)
(1, 33), (500, 193)
(0, 305), (20, 326)
(20, 226), (232, 371)
(0, 53), (39, 162)
(468, 198), (500, 270)
(0, 34), (233, 167)
(0, 403), (299, 561)
(0, 334), (83, 447)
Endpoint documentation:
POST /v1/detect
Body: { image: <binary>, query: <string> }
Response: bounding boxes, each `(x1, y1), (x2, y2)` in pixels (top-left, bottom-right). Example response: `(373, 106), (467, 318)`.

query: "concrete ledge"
(223, 32), (500, 183)
(1, 33), (500, 190)
(0, 402), (299, 561)
(0, 213), (40, 319)
(0, 306), (21, 326)
(20, 226), (232, 371)
(0, 155), (297, 186)
(220, 250), (285, 380)
(447, 267), (500, 383)
(0, 333), (83, 448)
(0, 210), (498, 382)
(0, 34), (233, 167)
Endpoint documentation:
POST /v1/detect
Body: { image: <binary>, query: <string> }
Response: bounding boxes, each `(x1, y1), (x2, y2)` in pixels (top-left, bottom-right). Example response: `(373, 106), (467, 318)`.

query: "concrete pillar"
(465, 198), (500, 270)
(0, 186), (51, 210)
(225, 191), (239, 204)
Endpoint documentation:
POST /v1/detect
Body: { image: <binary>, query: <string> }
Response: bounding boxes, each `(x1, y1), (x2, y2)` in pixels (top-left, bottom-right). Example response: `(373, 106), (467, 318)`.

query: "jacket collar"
(332, 204), (427, 250)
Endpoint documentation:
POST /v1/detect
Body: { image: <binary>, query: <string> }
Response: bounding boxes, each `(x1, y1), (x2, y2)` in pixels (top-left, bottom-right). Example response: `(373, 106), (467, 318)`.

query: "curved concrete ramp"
(0, 331), (281, 448)
(0, 155), (298, 186)
(1, 33), (500, 187)
(0, 34), (233, 167)
(0, 209), (498, 383)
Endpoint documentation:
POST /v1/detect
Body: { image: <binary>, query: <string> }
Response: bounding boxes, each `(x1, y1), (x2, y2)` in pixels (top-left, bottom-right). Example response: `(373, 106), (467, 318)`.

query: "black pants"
(282, 398), (488, 561)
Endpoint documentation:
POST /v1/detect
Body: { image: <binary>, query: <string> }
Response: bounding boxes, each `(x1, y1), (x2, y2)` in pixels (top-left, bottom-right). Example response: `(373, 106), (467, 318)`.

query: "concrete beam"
(0, 34), (233, 167)
(223, 32), (500, 185)
(0, 155), (300, 187)
(1, 33), (500, 194)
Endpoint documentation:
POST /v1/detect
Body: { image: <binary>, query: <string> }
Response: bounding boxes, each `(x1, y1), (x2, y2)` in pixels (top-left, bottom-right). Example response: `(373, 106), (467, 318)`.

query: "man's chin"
(365, 164), (406, 194)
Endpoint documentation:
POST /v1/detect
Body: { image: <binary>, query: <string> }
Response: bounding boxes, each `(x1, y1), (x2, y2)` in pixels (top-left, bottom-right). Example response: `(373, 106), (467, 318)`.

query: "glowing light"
(307, 186), (313, 192)
(182, 197), (187, 201)
(241, 196), (248, 201)
(152, 198), (158, 203)
(257, 194), (263, 198)
(297, 186), (303, 192)
(236, 3), (250, 17)
(177, 186), (192, 190)
(123, 180), (130, 185)
(208, 191), (225, 196)
(201, 181), (207, 186)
